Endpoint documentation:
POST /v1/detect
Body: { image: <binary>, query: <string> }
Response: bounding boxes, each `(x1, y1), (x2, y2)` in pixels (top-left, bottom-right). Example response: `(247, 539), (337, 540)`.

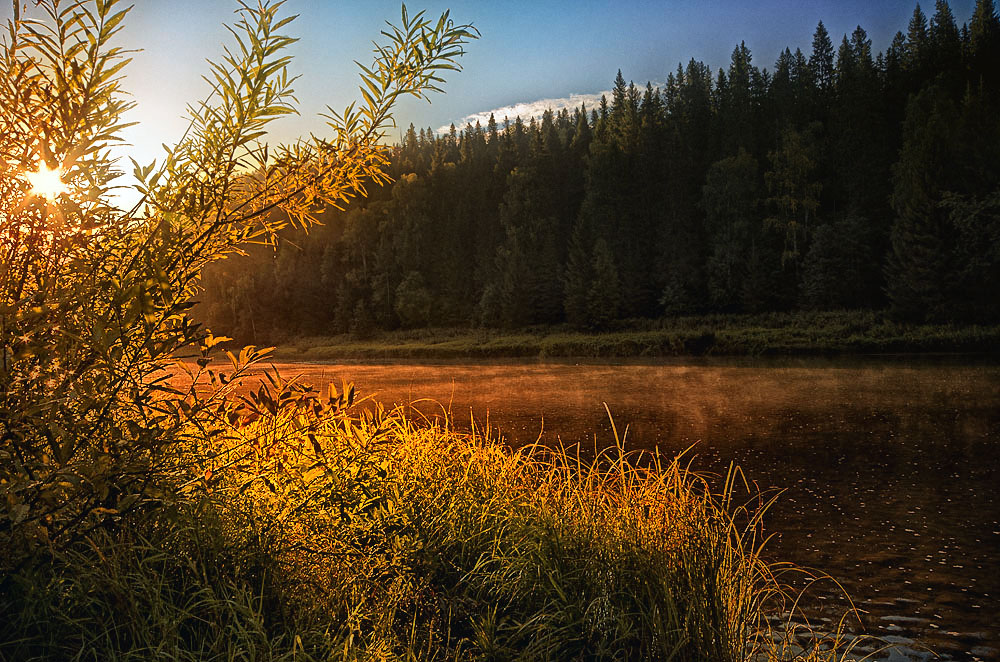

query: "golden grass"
(1, 394), (882, 661)
(187, 399), (877, 661)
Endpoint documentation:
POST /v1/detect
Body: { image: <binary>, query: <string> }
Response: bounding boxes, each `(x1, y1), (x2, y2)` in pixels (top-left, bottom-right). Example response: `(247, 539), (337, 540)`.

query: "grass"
(0, 394), (875, 662)
(270, 310), (1000, 360)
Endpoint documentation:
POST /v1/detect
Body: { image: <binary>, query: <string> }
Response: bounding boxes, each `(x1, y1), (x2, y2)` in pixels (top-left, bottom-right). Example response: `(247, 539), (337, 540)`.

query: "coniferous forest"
(198, 0), (1000, 341)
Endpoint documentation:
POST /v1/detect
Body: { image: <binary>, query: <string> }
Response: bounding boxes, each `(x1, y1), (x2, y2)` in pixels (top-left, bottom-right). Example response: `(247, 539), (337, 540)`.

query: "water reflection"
(218, 357), (1000, 661)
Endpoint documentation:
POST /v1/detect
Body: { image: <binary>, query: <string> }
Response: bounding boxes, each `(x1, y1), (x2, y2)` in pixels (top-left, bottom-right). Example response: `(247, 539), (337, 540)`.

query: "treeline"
(198, 0), (1000, 341)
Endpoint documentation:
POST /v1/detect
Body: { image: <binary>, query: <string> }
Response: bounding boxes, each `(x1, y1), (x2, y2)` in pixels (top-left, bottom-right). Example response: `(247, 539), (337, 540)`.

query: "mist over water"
(219, 357), (999, 661)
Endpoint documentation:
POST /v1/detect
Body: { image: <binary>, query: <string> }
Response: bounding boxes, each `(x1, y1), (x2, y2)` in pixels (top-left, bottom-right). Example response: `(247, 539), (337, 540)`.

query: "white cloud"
(436, 90), (611, 135)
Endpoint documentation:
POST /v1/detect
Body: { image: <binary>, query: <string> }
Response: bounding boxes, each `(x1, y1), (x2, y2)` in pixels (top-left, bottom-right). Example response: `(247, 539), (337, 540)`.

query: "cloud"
(435, 80), (667, 135)
(436, 90), (611, 135)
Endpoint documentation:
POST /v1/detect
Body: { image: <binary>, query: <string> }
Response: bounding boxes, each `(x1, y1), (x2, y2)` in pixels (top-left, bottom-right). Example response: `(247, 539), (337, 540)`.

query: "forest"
(196, 0), (1000, 342)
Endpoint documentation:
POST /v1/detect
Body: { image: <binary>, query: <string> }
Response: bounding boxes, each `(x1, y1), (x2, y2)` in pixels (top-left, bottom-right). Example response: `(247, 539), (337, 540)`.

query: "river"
(209, 356), (1000, 661)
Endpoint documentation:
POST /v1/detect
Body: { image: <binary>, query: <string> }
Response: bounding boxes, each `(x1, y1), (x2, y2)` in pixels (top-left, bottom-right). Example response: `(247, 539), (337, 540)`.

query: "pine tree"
(906, 4), (930, 78)
(929, 0), (962, 83)
(719, 42), (758, 154)
(587, 238), (621, 330)
(791, 48), (813, 123)
(886, 85), (960, 321)
(969, 0), (1000, 50)
(945, 189), (1000, 320)
(578, 72), (658, 318)
(885, 31), (910, 123)
(800, 214), (878, 309)
(809, 21), (836, 93)
(968, 0), (1000, 95)
(571, 104), (592, 158)
(850, 25), (874, 64)
(771, 48), (796, 130)
(702, 150), (760, 310)
(400, 123), (420, 172)
(491, 167), (563, 327)
(563, 219), (594, 327)
(829, 24), (889, 215)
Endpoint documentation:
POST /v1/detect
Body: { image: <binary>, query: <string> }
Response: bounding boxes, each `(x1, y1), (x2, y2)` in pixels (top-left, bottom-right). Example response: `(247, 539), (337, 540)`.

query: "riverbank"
(270, 311), (1000, 360)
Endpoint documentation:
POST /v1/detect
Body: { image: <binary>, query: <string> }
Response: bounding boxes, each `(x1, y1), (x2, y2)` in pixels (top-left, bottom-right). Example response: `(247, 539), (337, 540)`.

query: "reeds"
(1, 398), (872, 661)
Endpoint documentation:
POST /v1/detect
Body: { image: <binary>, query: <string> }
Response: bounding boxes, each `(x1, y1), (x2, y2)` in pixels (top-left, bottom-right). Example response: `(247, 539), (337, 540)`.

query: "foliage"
(586, 237), (621, 330)
(2, 393), (871, 661)
(0, 0), (476, 564)
(490, 165), (564, 327)
(562, 218), (594, 328)
(799, 215), (878, 310)
(394, 271), (436, 327)
(702, 149), (761, 311)
(764, 127), (821, 269)
(945, 187), (1000, 321)
(885, 85), (961, 322)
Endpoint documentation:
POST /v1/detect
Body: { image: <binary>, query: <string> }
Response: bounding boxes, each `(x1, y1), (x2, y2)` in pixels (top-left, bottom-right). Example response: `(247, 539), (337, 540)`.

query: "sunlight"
(26, 162), (68, 201)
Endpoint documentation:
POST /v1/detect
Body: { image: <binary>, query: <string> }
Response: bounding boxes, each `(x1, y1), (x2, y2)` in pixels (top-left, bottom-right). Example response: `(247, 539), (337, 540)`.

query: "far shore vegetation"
(268, 310), (1000, 360)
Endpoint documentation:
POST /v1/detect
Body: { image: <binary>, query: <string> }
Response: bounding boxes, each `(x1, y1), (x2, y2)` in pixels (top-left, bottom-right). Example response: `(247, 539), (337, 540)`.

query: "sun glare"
(26, 162), (68, 201)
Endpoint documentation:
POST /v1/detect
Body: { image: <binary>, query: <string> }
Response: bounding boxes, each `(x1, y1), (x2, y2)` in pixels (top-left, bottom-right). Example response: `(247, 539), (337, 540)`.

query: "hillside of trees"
(197, 0), (1000, 342)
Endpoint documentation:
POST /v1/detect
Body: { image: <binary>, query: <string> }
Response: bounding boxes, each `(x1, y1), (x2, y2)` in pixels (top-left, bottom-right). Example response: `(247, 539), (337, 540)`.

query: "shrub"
(0, 0), (475, 567)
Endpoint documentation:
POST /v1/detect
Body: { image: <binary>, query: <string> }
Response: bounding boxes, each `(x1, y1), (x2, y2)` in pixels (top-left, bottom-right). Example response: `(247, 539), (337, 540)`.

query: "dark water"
(234, 357), (1000, 661)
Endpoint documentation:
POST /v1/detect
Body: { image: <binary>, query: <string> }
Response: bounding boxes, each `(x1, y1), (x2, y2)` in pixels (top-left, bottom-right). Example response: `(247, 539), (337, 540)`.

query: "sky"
(2, 0), (979, 181)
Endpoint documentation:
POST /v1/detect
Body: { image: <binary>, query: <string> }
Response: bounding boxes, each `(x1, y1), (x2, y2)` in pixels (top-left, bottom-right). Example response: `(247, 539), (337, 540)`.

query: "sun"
(26, 162), (68, 201)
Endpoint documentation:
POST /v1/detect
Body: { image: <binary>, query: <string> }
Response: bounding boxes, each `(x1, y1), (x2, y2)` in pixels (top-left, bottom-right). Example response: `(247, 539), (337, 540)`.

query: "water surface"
(219, 357), (1000, 661)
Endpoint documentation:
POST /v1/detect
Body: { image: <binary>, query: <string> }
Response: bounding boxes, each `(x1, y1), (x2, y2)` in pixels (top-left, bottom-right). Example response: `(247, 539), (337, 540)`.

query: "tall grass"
(1, 394), (871, 661)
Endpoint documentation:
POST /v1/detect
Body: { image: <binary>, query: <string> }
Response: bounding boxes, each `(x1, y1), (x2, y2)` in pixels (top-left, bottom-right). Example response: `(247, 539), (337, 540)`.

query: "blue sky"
(3, 0), (979, 171)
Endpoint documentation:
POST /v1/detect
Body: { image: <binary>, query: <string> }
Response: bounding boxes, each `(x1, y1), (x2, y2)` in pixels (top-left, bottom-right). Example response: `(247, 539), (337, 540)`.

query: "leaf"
(10, 504), (30, 527)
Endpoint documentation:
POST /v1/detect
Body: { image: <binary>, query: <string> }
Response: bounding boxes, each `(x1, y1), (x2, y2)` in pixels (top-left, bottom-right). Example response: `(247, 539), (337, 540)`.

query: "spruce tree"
(830, 25), (888, 215)
(563, 219), (594, 327)
(929, 0), (962, 83)
(906, 4), (930, 80)
(587, 238), (622, 330)
(702, 150), (760, 310)
(800, 214), (878, 309)
(886, 85), (960, 321)
(968, 0), (1000, 95)
(720, 42), (757, 154)
(945, 189), (1000, 321)
(809, 21), (836, 93)
(492, 167), (563, 326)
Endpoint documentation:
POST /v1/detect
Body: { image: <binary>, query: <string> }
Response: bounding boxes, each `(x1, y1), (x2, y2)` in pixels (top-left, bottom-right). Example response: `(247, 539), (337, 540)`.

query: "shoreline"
(252, 311), (1000, 362)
